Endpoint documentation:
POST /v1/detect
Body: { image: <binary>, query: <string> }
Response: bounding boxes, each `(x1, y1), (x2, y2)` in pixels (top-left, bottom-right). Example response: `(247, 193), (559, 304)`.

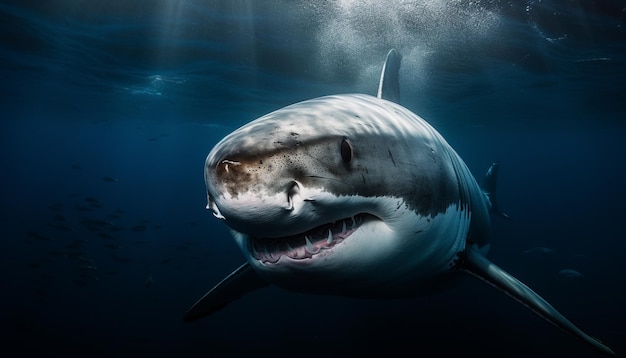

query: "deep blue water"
(1, 1), (625, 357)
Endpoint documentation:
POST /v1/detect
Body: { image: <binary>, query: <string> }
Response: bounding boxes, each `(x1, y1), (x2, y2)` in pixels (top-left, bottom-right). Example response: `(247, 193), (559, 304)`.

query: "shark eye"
(340, 139), (353, 163)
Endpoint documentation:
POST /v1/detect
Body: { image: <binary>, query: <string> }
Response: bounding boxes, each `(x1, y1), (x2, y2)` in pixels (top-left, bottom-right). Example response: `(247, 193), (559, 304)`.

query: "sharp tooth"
(305, 235), (318, 254)
(262, 244), (271, 263)
(326, 229), (334, 244)
(349, 216), (357, 229)
(341, 220), (347, 233)
(265, 243), (274, 261)
(268, 242), (281, 262)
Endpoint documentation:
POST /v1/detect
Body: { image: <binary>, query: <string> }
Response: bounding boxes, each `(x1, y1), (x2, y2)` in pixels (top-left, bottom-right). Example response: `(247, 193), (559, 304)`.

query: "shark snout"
(206, 158), (311, 237)
(207, 179), (301, 218)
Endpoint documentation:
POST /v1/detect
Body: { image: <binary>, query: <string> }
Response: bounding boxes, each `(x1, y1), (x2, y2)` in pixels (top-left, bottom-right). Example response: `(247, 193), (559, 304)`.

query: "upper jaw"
(215, 193), (399, 264)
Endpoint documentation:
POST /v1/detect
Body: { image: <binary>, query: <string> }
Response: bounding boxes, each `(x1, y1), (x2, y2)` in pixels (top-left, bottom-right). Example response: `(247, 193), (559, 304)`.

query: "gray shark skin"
(185, 49), (614, 356)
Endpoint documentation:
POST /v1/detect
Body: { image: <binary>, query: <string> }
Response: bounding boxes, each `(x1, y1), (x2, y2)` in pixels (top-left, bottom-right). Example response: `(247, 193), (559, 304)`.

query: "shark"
(184, 49), (614, 356)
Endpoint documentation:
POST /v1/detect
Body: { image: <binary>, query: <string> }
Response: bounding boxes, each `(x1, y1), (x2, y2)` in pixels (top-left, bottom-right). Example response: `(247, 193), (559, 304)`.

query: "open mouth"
(248, 213), (375, 264)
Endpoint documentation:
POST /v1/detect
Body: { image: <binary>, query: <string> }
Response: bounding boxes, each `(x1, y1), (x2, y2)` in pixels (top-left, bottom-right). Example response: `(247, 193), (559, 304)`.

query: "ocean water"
(1, 1), (625, 357)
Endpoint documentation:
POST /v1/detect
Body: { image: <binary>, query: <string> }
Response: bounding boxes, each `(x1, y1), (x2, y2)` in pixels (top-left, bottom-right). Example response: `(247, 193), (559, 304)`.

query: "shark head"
(204, 94), (475, 295)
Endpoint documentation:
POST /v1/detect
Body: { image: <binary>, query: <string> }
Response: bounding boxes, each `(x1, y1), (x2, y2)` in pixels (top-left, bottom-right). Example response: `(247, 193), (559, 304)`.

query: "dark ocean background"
(1, 1), (625, 357)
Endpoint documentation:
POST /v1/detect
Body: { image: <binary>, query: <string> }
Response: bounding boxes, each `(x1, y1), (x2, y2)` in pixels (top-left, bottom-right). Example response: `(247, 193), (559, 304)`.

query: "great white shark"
(185, 49), (614, 355)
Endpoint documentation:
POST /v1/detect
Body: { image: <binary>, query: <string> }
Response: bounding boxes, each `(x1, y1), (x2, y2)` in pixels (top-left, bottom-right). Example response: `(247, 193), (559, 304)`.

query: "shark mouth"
(249, 214), (374, 264)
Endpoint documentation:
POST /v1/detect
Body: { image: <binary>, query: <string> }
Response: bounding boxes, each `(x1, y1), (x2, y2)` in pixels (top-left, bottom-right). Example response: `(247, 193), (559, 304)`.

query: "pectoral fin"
(184, 262), (269, 322)
(463, 245), (614, 356)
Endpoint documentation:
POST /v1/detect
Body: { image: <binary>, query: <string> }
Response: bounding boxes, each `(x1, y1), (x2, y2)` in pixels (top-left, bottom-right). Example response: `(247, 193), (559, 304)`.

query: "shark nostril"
(215, 159), (242, 180)
(219, 159), (241, 174)
(286, 181), (301, 211)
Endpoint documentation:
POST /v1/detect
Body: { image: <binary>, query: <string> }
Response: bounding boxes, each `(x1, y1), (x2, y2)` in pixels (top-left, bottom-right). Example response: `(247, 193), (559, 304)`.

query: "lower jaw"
(250, 241), (337, 263)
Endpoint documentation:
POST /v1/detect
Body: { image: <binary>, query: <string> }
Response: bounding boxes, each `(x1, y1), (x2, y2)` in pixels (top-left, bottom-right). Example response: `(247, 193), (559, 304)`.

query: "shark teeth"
(249, 214), (369, 264)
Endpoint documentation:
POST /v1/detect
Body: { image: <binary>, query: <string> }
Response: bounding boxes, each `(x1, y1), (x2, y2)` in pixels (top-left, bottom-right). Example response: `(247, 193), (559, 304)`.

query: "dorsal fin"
(377, 49), (401, 103)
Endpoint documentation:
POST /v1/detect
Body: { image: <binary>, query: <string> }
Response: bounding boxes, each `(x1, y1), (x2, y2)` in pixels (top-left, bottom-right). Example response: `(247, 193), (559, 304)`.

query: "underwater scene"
(1, 1), (625, 357)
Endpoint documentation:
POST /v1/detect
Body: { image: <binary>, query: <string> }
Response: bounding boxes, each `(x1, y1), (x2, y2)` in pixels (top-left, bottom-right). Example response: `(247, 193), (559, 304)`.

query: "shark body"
(185, 50), (614, 356)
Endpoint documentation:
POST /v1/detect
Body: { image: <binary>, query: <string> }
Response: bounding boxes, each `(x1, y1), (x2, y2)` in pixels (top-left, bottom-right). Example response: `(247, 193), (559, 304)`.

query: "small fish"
(65, 248), (86, 256)
(49, 203), (64, 211)
(64, 240), (87, 249)
(144, 276), (154, 288)
(98, 232), (115, 240)
(110, 254), (133, 264)
(107, 225), (124, 233)
(131, 225), (146, 232)
(523, 246), (554, 256)
(75, 256), (94, 264)
(75, 205), (92, 212)
(559, 269), (583, 279)
(103, 176), (118, 182)
(47, 250), (66, 257)
(72, 279), (88, 286)
(51, 224), (71, 231)
(77, 265), (98, 271)
(26, 231), (52, 241)
(80, 218), (113, 230)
